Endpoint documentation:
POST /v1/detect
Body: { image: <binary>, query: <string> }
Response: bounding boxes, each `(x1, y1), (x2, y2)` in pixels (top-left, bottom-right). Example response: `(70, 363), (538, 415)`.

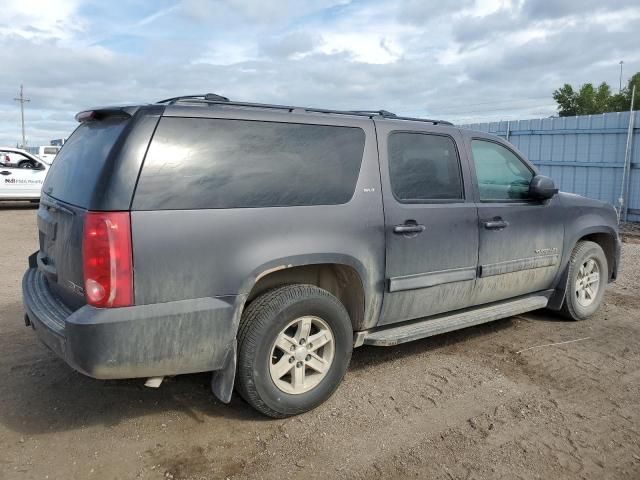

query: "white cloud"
(131, 5), (181, 28)
(318, 33), (403, 64)
(179, 0), (350, 24)
(3, 0), (85, 41)
(1, 0), (640, 146)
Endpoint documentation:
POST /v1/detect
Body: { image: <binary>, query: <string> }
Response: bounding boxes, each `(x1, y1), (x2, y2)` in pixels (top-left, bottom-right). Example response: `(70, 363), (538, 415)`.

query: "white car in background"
(0, 147), (49, 201)
(26, 145), (60, 164)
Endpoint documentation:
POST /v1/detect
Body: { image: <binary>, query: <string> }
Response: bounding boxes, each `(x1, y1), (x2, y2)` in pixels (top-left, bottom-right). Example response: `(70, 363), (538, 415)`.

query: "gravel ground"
(1, 203), (639, 480)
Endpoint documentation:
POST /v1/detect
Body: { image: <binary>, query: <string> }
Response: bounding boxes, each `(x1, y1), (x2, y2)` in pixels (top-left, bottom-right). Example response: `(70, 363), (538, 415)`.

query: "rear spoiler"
(75, 106), (140, 122)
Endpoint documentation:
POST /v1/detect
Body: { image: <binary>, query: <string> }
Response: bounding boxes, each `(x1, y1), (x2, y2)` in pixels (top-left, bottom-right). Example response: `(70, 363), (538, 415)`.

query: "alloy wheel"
(575, 258), (600, 307)
(269, 316), (335, 395)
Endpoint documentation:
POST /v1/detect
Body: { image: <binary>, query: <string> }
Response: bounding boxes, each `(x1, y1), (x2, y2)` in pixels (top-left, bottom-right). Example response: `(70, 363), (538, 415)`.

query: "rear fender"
(209, 254), (381, 403)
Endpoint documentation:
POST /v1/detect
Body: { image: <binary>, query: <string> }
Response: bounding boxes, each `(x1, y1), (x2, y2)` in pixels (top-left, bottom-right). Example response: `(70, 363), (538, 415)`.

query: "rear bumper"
(22, 268), (243, 379)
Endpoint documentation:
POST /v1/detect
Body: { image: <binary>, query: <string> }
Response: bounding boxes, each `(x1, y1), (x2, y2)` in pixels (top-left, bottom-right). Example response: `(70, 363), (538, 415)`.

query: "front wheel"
(235, 284), (353, 418)
(561, 241), (608, 320)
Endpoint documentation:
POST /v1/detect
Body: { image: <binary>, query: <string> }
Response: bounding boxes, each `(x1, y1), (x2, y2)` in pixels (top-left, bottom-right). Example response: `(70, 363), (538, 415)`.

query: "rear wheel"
(235, 284), (352, 418)
(561, 241), (608, 320)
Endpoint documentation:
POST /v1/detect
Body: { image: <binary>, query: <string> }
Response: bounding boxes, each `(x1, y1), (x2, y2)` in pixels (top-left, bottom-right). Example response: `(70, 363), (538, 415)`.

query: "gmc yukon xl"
(22, 94), (621, 417)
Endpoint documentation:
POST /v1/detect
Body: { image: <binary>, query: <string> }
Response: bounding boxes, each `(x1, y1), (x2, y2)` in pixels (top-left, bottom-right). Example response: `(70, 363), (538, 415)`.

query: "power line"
(444, 105), (556, 116)
(13, 84), (30, 148)
(434, 96), (551, 111)
(433, 98), (554, 115)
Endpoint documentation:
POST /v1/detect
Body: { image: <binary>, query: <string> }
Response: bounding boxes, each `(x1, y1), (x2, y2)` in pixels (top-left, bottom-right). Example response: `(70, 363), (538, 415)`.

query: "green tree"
(627, 72), (640, 110)
(552, 84), (578, 117)
(576, 83), (597, 114)
(553, 72), (639, 116)
(594, 82), (612, 112)
(609, 92), (628, 112)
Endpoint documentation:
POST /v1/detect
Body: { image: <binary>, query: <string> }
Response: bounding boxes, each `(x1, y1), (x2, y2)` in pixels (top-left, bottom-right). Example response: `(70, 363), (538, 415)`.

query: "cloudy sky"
(1, 0), (639, 146)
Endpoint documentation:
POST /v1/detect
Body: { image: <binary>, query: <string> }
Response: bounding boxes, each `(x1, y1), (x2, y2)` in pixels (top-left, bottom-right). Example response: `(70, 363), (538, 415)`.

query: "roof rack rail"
(156, 93), (230, 104)
(156, 95), (452, 125)
(389, 114), (453, 126)
(349, 110), (397, 117)
(347, 110), (452, 125)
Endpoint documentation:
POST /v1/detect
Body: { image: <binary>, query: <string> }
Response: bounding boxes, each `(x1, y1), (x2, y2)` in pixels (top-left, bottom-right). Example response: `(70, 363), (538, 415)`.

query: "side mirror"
(529, 175), (558, 200)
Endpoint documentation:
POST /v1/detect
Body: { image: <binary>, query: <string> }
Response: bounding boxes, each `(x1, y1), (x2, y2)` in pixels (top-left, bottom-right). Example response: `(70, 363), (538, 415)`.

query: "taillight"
(82, 211), (133, 308)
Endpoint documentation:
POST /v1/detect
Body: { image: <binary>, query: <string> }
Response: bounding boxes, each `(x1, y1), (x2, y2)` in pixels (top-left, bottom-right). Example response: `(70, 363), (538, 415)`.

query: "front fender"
(548, 220), (619, 310)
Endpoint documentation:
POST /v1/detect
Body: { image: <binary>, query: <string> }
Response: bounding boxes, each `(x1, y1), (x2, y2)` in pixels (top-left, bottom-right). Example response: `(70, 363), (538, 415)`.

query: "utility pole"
(13, 84), (30, 148)
(619, 61), (624, 93)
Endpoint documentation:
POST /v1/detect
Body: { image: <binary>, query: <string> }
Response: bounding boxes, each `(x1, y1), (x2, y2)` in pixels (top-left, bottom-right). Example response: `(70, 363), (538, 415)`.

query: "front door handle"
(0, 171), (11, 176)
(393, 223), (426, 235)
(483, 218), (509, 230)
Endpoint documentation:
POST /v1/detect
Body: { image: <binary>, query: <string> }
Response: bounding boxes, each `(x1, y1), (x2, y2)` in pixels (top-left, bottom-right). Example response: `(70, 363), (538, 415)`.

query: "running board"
(363, 295), (548, 347)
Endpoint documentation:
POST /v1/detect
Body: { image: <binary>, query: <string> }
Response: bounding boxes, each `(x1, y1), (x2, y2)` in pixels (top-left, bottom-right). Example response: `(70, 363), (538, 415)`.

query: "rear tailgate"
(37, 197), (87, 309)
(36, 116), (131, 308)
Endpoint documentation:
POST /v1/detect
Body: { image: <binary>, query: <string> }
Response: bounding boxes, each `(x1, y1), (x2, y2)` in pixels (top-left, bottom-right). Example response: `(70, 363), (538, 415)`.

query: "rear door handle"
(483, 219), (509, 230)
(0, 171), (11, 176)
(393, 223), (426, 235)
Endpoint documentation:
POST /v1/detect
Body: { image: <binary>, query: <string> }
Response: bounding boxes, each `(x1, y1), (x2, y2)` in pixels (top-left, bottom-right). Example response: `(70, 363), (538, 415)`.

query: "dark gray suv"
(22, 94), (621, 417)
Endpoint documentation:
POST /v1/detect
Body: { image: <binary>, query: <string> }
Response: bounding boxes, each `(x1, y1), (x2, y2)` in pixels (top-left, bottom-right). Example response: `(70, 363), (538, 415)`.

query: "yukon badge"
(535, 247), (558, 255)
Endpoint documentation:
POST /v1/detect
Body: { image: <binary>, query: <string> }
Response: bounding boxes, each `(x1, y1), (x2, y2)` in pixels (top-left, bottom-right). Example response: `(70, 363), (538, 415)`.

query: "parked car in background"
(1, 147), (44, 168)
(25, 145), (60, 164)
(22, 95), (620, 418)
(0, 147), (49, 201)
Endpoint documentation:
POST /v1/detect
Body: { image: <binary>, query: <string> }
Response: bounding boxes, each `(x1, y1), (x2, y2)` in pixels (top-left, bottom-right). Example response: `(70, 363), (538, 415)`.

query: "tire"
(561, 241), (608, 321)
(235, 284), (353, 418)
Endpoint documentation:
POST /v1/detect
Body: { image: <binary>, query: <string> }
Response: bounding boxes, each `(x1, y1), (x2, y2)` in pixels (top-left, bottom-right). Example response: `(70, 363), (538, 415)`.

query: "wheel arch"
(547, 226), (619, 310)
(578, 231), (617, 281)
(241, 259), (369, 332)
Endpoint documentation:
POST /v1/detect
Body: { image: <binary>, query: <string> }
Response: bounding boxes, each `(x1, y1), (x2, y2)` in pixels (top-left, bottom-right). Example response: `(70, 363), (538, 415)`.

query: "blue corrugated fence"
(461, 111), (640, 221)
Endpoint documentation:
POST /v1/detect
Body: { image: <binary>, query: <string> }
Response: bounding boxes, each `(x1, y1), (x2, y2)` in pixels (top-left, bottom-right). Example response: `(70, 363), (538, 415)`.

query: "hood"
(557, 191), (615, 210)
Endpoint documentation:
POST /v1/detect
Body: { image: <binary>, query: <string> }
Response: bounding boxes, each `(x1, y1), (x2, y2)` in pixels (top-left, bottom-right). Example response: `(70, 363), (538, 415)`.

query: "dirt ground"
(1, 203), (639, 480)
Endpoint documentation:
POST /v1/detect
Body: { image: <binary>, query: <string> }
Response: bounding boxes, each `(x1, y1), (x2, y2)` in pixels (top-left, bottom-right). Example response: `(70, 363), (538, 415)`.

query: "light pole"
(619, 60), (624, 93)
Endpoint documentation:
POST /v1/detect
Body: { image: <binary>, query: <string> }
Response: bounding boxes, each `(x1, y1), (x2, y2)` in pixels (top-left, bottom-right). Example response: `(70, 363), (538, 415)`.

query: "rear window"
(133, 117), (366, 210)
(388, 132), (464, 202)
(42, 119), (128, 207)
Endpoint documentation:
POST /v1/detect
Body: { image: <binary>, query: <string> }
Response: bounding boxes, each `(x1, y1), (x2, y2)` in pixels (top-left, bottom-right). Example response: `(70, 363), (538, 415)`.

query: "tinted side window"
(471, 140), (533, 201)
(133, 118), (366, 210)
(388, 132), (463, 202)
